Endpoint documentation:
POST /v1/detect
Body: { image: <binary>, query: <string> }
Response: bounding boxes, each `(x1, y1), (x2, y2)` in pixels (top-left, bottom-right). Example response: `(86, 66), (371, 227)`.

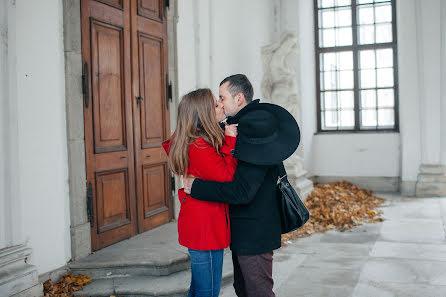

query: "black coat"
(191, 161), (282, 255)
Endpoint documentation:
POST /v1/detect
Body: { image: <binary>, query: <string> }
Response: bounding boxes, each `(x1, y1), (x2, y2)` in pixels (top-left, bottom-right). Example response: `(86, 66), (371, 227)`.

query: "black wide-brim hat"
(227, 99), (300, 166)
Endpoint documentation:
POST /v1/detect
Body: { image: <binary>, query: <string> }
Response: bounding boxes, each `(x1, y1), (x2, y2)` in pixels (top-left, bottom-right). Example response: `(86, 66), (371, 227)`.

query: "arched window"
(315, 0), (398, 131)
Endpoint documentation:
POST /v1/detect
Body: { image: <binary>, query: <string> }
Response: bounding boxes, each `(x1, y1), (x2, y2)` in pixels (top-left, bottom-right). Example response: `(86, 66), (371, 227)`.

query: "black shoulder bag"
(277, 162), (310, 234)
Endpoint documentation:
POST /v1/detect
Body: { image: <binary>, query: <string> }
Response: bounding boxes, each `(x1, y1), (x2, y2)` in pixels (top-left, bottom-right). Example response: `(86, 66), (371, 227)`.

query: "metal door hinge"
(136, 96), (144, 104)
(86, 181), (94, 227)
(170, 174), (175, 192)
(82, 62), (89, 108)
(166, 74), (172, 110)
(164, 0), (170, 17)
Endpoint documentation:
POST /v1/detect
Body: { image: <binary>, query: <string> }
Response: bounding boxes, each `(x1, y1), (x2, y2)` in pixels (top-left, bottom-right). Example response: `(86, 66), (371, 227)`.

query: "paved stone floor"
(220, 193), (446, 297)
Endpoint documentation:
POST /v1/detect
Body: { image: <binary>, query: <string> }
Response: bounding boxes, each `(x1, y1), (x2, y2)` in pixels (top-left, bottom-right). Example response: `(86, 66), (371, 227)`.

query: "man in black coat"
(183, 74), (300, 297)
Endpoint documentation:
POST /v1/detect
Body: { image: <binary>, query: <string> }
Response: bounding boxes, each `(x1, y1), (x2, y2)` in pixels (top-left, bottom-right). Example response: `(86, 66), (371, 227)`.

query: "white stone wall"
(0, 0), (23, 253)
(398, 0), (445, 195)
(415, 0), (442, 166)
(442, 0), (446, 166)
(177, 0), (276, 100)
(397, 0), (423, 192)
(0, 0), (71, 275)
(0, 0), (9, 248)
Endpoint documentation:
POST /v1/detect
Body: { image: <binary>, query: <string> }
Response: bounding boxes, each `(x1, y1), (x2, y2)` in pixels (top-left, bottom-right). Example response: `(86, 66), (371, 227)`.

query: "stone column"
(415, 0), (446, 197)
(63, 0), (91, 260)
(0, 1), (42, 296)
(261, 32), (313, 199)
(441, 0), (446, 168)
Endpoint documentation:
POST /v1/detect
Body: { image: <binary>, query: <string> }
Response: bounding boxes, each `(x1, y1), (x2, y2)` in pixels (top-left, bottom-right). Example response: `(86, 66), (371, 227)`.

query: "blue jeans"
(187, 249), (224, 297)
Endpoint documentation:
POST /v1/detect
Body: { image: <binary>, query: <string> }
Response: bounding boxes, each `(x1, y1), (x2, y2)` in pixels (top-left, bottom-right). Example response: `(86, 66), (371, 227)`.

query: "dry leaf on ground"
(43, 273), (91, 297)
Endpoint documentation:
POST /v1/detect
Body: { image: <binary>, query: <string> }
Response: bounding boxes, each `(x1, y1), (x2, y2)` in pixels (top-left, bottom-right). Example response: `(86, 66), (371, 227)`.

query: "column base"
(295, 175), (314, 200)
(0, 245), (41, 297)
(416, 165), (446, 197)
(286, 168), (314, 200)
(400, 180), (417, 196)
(70, 222), (92, 260)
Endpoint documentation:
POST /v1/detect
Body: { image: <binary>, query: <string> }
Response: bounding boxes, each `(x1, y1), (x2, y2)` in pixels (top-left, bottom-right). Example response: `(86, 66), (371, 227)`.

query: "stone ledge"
(73, 253), (233, 297)
(0, 244), (40, 297)
(416, 181), (446, 197)
(10, 283), (43, 297)
(0, 245), (32, 268)
(417, 173), (446, 183)
(310, 176), (399, 193)
(69, 223), (190, 278)
(420, 164), (446, 175)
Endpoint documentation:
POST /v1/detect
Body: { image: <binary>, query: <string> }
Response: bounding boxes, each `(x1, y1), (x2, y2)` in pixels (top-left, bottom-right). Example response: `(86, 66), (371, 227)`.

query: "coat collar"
(226, 99), (260, 125)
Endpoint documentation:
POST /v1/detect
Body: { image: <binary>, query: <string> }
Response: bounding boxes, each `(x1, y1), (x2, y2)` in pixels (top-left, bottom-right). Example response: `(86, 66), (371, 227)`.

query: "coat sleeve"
(189, 136), (237, 182)
(190, 161), (270, 205)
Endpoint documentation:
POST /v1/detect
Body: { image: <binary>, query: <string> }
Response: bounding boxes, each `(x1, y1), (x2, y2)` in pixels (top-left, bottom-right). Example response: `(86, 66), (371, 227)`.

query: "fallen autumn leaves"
(282, 181), (385, 245)
(43, 273), (91, 297)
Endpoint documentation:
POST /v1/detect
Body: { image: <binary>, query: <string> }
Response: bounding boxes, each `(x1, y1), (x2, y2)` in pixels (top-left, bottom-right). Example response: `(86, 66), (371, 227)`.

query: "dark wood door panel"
(138, 0), (163, 22)
(137, 14), (164, 36)
(138, 33), (165, 148)
(88, 0), (126, 25)
(96, 0), (123, 10)
(142, 164), (168, 215)
(95, 169), (131, 233)
(137, 147), (167, 165)
(131, 0), (171, 233)
(82, 0), (138, 251)
(91, 20), (127, 153)
(94, 151), (128, 171)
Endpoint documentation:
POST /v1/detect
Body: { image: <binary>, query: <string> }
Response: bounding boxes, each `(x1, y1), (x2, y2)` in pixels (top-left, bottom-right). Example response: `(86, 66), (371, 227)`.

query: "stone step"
(0, 245), (32, 268)
(416, 182), (446, 197)
(416, 173), (446, 197)
(417, 173), (446, 183)
(69, 223), (190, 278)
(69, 252), (190, 279)
(73, 253), (234, 297)
(0, 244), (41, 297)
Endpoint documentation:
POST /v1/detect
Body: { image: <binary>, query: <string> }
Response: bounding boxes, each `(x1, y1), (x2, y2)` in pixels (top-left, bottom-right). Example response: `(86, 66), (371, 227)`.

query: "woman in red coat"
(162, 88), (237, 297)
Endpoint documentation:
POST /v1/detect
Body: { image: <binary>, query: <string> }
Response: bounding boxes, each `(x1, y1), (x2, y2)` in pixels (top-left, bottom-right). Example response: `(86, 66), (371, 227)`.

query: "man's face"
(219, 82), (239, 117)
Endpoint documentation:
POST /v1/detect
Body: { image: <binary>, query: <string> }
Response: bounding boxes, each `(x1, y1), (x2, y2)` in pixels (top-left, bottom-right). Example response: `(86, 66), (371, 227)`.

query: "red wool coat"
(162, 135), (237, 250)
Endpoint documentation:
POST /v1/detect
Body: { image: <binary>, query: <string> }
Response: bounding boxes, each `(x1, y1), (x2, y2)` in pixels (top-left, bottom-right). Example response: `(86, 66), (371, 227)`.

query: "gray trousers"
(232, 251), (275, 297)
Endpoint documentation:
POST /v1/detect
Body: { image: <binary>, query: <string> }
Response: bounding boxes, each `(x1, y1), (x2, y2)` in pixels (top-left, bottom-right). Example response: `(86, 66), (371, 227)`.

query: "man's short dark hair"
(220, 74), (254, 103)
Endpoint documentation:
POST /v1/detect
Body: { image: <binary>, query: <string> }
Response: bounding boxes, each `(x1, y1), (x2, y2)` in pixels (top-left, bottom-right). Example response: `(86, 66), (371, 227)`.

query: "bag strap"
(278, 162), (287, 182)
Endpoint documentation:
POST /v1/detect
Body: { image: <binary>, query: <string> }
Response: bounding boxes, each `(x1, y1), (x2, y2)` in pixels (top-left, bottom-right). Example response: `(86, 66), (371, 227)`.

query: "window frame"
(314, 0), (399, 133)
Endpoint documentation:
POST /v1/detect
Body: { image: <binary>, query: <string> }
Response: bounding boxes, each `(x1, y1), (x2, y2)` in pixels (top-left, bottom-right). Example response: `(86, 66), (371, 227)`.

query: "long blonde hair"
(168, 88), (224, 176)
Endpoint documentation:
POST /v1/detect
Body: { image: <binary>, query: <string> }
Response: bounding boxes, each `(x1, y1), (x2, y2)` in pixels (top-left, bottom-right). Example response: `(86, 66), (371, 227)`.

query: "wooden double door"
(81, 0), (172, 251)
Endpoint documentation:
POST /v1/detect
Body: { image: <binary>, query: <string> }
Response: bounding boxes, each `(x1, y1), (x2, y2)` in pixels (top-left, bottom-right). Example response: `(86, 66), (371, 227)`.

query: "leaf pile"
(43, 273), (91, 297)
(282, 181), (384, 245)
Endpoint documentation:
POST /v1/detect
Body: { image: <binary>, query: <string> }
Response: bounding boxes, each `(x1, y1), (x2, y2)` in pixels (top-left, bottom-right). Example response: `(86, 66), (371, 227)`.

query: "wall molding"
(310, 175), (400, 193)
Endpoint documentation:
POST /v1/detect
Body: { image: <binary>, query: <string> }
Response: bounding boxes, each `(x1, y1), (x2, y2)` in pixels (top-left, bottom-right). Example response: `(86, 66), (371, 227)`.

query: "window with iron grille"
(315, 0), (399, 132)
